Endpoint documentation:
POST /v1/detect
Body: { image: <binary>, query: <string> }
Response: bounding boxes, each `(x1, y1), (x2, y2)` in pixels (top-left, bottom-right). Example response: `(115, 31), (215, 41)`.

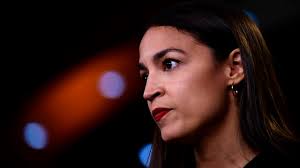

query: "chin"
(161, 130), (175, 142)
(161, 129), (184, 142)
(161, 127), (198, 144)
(161, 134), (173, 142)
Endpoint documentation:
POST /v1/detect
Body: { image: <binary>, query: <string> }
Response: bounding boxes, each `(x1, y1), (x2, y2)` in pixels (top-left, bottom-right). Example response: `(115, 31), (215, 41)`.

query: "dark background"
(2, 0), (300, 167)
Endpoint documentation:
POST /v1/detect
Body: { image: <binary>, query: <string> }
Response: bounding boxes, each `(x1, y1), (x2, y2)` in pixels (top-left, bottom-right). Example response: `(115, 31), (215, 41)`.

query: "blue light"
(138, 143), (152, 168)
(24, 122), (48, 150)
(98, 71), (126, 99)
(244, 10), (260, 25)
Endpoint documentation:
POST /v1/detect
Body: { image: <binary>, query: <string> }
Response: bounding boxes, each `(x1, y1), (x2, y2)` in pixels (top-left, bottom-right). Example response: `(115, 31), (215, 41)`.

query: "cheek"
(172, 70), (227, 124)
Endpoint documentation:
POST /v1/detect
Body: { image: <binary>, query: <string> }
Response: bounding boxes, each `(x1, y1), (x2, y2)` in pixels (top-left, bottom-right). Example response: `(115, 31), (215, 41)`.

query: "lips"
(152, 108), (172, 122)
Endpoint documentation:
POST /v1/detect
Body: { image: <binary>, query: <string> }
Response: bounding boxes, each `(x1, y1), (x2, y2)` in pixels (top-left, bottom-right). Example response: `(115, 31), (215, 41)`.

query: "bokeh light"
(138, 143), (152, 168)
(24, 122), (48, 150)
(244, 10), (260, 25)
(98, 71), (126, 99)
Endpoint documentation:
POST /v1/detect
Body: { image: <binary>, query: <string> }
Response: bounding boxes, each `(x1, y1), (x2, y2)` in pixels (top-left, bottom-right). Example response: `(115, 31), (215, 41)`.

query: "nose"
(143, 76), (164, 102)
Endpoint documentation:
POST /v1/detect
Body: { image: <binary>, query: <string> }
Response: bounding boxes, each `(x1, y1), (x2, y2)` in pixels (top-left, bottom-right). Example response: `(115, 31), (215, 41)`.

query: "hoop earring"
(231, 83), (238, 96)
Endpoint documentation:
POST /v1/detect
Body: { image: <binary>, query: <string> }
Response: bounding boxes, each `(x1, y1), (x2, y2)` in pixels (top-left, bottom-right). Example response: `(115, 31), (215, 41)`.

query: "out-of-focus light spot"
(98, 71), (125, 99)
(138, 143), (152, 168)
(24, 122), (48, 150)
(244, 10), (260, 25)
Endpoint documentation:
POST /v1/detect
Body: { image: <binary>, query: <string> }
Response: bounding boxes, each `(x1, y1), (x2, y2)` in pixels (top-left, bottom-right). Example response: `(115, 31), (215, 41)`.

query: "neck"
(194, 96), (258, 168)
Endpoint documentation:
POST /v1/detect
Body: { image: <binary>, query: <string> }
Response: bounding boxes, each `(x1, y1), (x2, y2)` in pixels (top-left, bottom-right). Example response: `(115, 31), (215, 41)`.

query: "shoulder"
(244, 147), (300, 168)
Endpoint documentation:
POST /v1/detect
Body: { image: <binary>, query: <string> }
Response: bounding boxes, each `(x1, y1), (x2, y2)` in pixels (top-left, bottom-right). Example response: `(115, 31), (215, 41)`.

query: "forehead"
(139, 26), (197, 60)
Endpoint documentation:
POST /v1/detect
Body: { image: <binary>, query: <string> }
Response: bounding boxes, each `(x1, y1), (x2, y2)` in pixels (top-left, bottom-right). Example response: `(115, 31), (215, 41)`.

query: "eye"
(162, 58), (179, 71)
(140, 72), (149, 81)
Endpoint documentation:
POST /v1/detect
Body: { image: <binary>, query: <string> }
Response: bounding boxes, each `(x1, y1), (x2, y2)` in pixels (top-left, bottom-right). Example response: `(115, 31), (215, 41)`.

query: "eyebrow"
(138, 48), (185, 70)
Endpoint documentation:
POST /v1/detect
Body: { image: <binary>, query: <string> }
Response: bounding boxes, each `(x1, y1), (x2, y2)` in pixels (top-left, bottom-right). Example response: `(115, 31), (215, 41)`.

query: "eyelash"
(140, 58), (180, 81)
(162, 58), (180, 71)
(141, 73), (148, 81)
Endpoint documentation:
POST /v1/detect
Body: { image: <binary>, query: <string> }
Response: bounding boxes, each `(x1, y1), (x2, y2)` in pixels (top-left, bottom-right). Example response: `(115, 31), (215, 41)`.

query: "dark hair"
(142, 1), (298, 168)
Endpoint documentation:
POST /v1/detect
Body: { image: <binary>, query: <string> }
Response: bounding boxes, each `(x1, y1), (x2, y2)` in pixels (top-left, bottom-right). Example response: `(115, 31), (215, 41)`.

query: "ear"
(224, 48), (244, 85)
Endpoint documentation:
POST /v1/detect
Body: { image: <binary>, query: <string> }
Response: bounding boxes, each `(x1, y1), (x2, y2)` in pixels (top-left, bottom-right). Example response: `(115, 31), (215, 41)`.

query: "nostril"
(144, 91), (161, 101)
(150, 92), (161, 101)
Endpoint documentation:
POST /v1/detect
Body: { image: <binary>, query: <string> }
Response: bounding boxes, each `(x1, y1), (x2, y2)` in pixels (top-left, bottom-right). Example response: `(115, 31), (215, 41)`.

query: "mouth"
(152, 107), (172, 122)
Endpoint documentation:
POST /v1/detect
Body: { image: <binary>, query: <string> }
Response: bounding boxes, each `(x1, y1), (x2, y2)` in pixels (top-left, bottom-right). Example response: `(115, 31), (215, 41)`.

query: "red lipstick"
(152, 108), (172, 122)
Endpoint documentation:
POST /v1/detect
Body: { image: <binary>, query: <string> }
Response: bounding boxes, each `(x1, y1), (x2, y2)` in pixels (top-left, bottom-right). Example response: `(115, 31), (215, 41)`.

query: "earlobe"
(226, 48), (245, 85)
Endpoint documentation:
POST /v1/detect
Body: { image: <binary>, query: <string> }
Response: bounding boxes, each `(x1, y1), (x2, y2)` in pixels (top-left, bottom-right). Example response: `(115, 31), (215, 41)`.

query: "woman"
(138, 1), (298, 168)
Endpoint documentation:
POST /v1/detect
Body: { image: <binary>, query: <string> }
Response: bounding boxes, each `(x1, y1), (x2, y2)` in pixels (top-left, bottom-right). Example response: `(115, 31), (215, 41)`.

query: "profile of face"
(139, 26), (238, 142)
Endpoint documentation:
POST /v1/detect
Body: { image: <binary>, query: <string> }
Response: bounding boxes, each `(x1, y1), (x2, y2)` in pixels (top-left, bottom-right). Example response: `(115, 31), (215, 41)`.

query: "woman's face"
(139, 26), (229, 142)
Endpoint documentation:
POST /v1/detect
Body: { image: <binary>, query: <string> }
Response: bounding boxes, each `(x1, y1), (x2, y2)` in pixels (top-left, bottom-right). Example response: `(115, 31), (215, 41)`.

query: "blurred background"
(2, 0), (300, 167)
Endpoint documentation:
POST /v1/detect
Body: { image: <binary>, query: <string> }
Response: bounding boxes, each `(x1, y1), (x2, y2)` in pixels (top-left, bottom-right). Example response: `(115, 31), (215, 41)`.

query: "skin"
(139, 26), (231, 142)
(138, 26), (257, 168)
